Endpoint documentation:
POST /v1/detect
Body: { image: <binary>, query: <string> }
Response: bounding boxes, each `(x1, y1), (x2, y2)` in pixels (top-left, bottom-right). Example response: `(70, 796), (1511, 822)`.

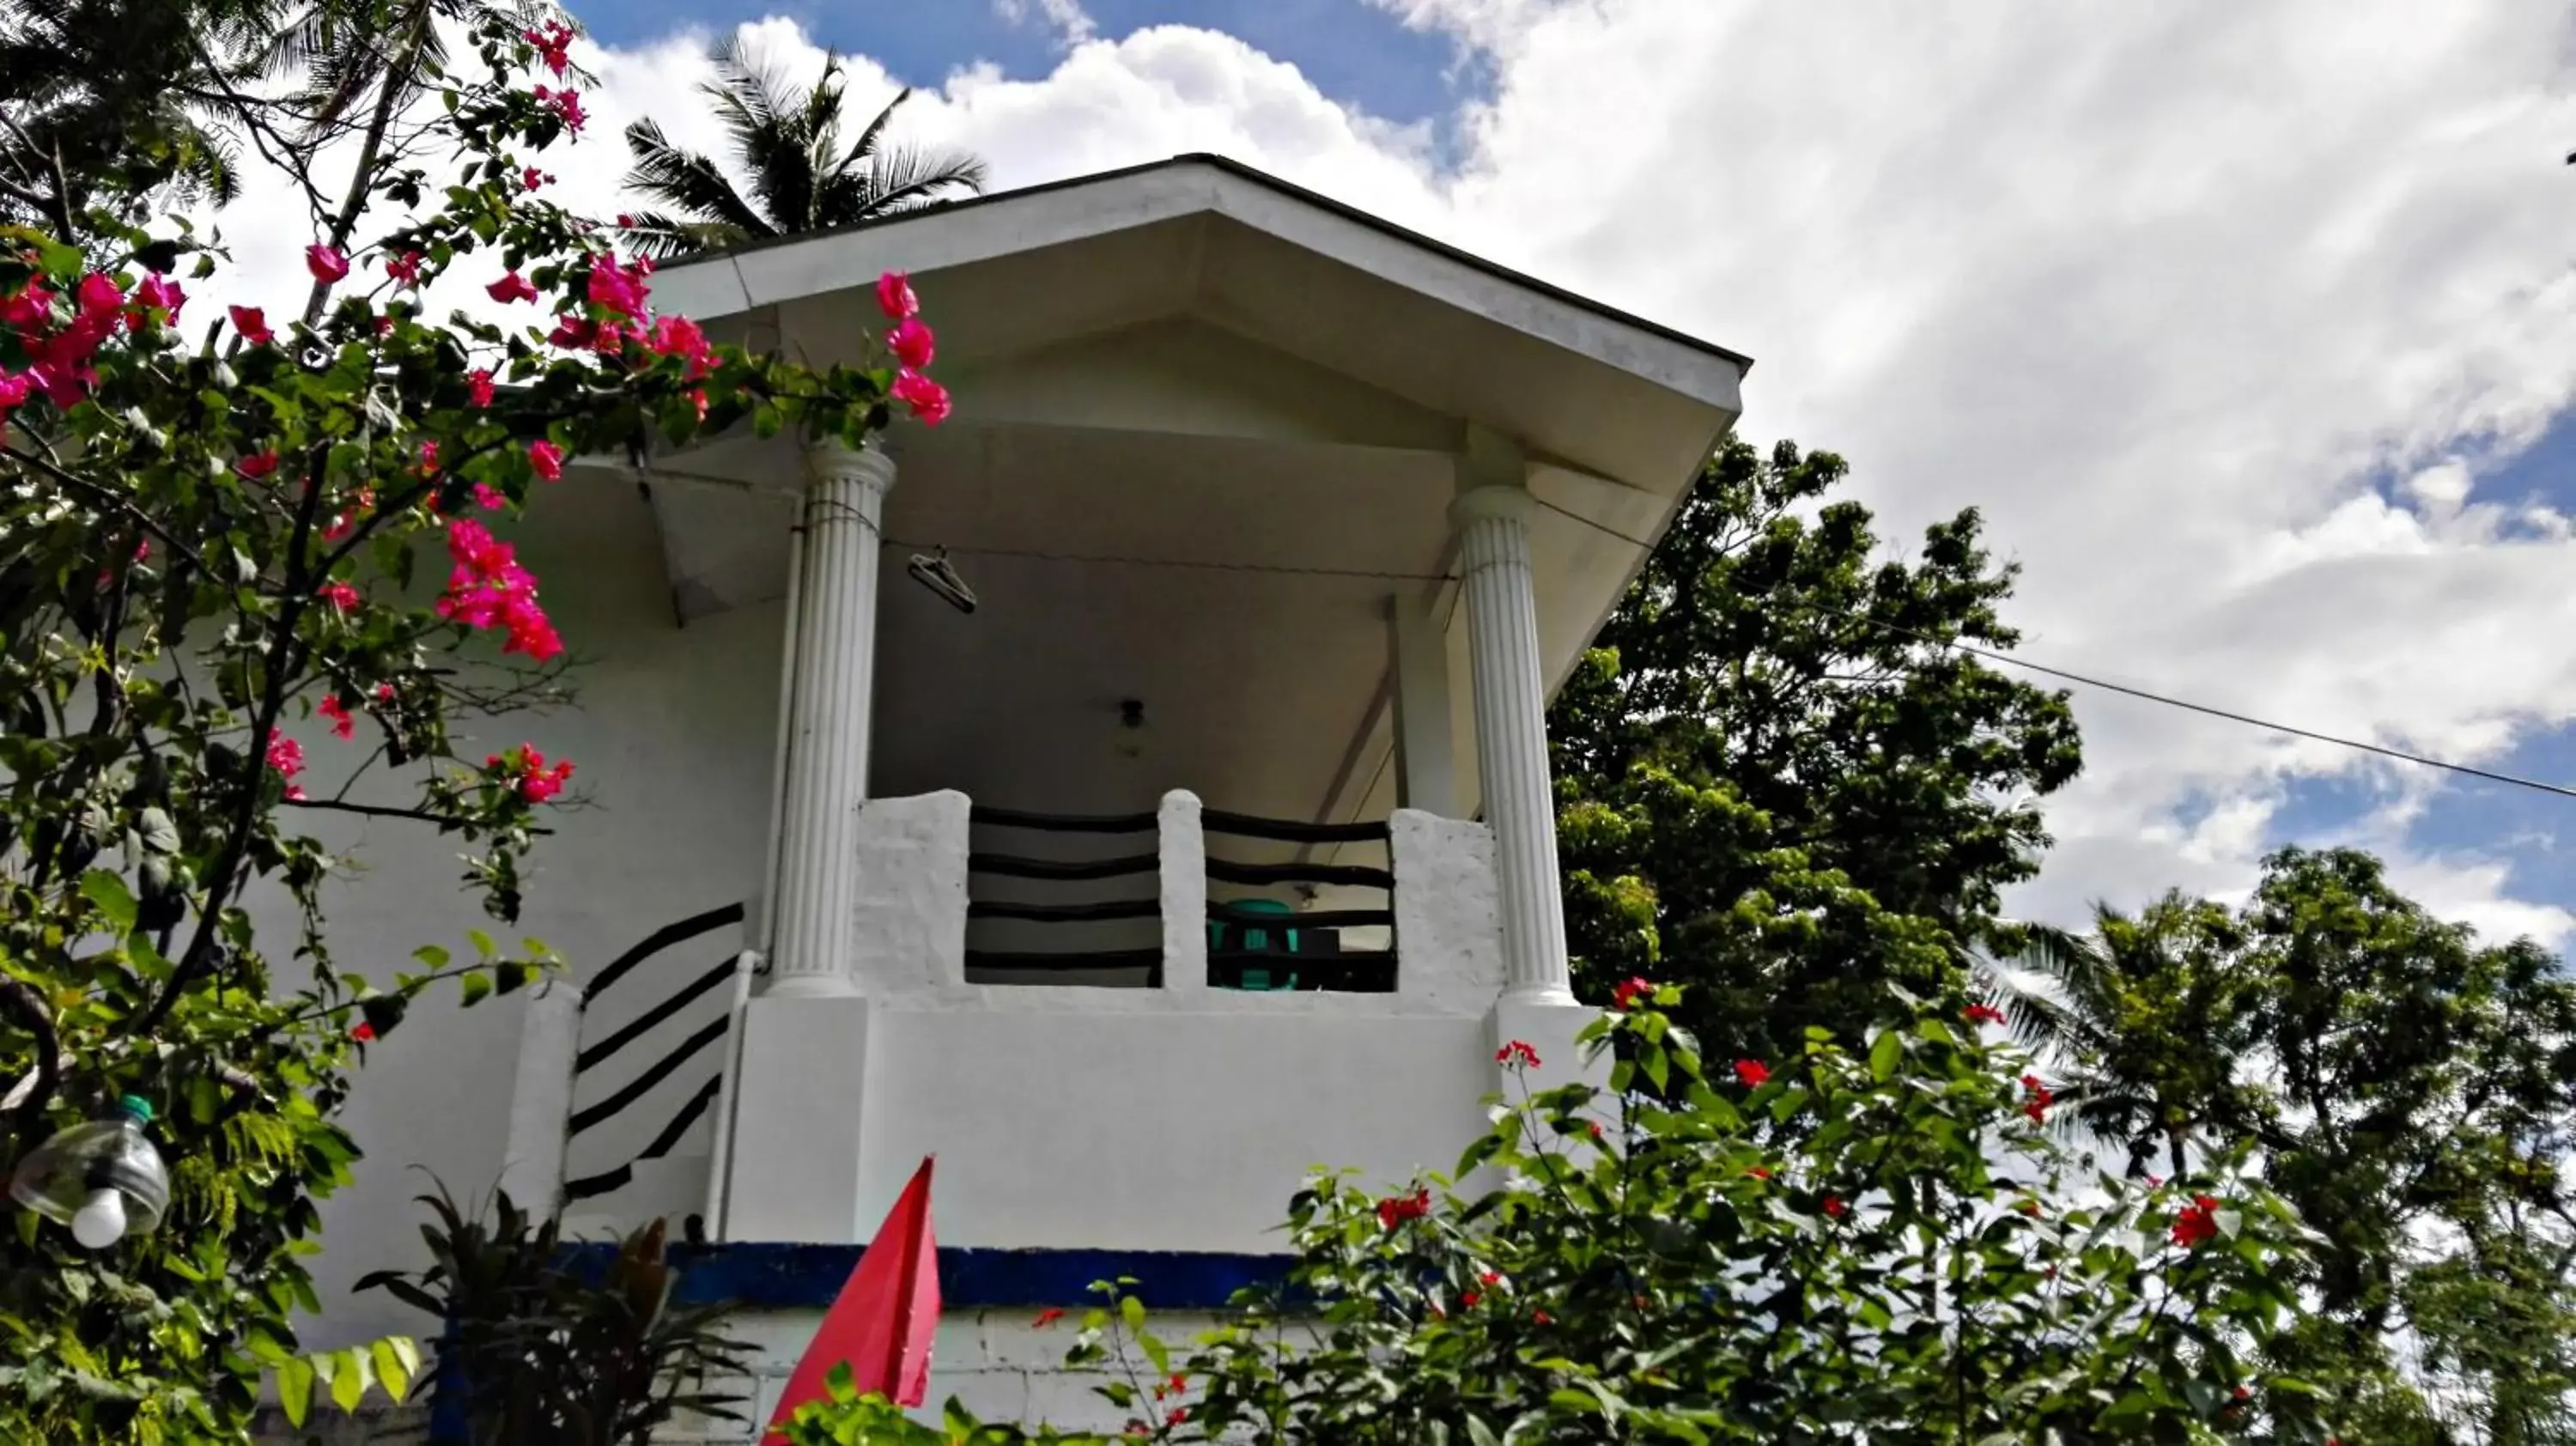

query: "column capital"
(1449, 483), (1536, 529)
(804, 436), (897, 491)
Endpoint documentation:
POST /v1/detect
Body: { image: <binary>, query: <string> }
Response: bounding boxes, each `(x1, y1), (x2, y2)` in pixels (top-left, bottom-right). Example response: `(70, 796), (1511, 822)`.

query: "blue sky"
(579, 0), (1483, 138)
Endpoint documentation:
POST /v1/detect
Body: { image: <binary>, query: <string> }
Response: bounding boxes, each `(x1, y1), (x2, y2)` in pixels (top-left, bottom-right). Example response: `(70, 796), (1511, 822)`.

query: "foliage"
(355, 1187), (750, 1443)
(618, 38), (988, 260)
(0, 5), (926, 1436)
(782, 993), (2329, 1443)
(1997, 846), (2576, 1438)
(1549, 437), (2083, 1065)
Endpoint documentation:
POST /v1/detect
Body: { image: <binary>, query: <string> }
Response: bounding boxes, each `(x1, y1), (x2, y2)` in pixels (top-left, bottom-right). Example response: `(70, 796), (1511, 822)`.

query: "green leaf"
(459, 971), (493, 1006)
(329, 1345), (373, 1412)
(412, 945), (450, 970)
(1119, 1294), (1145, 1332)
(371, 1336), (417, 1402)
(1868, 1029), (1902, 1083)
(276, 1357), (314, 1427)
(79, 870), (137, 933)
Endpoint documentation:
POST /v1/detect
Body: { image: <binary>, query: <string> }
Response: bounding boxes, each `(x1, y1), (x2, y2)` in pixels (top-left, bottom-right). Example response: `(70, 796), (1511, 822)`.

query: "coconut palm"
(1975, 893), (2266, 1180)
(618, 39), (988, 261)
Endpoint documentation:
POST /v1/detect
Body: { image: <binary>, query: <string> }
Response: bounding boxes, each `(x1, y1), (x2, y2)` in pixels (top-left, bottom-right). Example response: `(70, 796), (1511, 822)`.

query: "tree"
(1984, 893), (2263, 1182)
(1998, 847), (2576, 1438)
(1549, 437), (2083, 1064)
(0, 9), (944, 1436)
(777, 993), (2331, 1443)
(618, 39), (988, 261)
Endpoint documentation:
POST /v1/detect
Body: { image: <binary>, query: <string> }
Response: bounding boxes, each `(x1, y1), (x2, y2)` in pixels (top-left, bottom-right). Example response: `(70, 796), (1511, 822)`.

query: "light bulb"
(70, 1188), (125, 1249)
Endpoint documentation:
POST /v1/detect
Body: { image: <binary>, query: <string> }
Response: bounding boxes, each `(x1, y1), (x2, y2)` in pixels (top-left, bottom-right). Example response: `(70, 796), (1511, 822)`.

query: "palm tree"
(619, 40), (988, 261)
(1975, 894), (2265, 1180)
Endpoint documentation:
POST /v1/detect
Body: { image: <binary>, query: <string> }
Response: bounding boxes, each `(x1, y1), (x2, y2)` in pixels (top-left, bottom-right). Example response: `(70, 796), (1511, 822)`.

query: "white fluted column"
(768, 439), (895, 997)
(499, 980), (583, 1216)
(1450, 465), (1575, 1006)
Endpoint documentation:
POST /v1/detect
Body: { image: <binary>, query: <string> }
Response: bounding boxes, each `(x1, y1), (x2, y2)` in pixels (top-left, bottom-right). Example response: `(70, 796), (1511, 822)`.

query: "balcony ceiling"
(614, 155), (1747, 836)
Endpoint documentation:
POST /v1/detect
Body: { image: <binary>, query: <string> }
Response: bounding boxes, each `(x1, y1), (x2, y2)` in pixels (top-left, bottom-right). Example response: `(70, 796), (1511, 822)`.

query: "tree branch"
(0, 980), (63, 1149)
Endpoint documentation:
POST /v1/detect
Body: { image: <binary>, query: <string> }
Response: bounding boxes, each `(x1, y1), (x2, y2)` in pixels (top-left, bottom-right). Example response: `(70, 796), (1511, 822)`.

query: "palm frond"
(826, 142), (987, 223)
(614, 209), (744, 263)
(842, 86), (911, 168)
(619, 117), (773, 244)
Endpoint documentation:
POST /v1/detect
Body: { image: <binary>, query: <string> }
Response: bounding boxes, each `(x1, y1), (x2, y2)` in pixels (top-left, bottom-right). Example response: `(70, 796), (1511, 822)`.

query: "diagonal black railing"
(556, 902), (752, 1210)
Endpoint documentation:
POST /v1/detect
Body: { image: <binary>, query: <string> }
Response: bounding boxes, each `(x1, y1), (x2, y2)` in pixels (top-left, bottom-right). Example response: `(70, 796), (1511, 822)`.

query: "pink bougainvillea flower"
(486, 744), (575, 804)
(487, 270), (538, 305)
(521, 167), (550, 191)
(1612, 975), (1656, 1011)
(875, 269), (919, 319)
(523, 19), (575, 75)
(438, 519), (562, 660)
(236, 450), (281, 479)
(74, 272), (125, 323)
(0, 372), (32, 422)
(586, 253), (650, 318)
(373, 682), (398, 704)
(385, 250), (426, 287)
(417, 439), (440, 475)
(545, 314), (597, 350)
(1733, 1059), (1771, 1088)
(467, 368), (496, 407)
(645, 314), (714, 375)
(890, 368), (951, 425)
(528, 439), (564, 481)
(318, 580), (361, 613)
(264, 732), (304, 781)
(888, 316), (935, 370)
(472, 483), (508, 511)
(533, 84), (586, 134)
(306, 244), (349, 283)
(228, 304), (275, 346)
(130, 274), (185, 327)
(318, 694), (354, 739)
(1, 282), (52, 330)
(2020, 1073), (2055, 1124)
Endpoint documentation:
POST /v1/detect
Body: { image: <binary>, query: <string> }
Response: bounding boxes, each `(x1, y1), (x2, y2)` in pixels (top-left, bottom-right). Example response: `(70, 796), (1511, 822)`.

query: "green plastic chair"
(1212, 897), (1299, 991)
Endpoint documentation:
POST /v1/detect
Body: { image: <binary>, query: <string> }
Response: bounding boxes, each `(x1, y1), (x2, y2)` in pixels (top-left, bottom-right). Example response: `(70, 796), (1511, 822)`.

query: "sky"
(216, 0), (2576, 946)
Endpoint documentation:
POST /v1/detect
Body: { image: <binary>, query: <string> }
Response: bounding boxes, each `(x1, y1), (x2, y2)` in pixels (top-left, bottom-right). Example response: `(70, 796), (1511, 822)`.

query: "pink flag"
(764, 1157), (940, 1429)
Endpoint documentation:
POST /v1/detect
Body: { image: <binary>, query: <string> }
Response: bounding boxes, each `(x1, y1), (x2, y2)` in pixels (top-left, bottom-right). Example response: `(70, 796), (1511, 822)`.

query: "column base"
(761, 973), (859, 999)
(724, 993), (872, 1242)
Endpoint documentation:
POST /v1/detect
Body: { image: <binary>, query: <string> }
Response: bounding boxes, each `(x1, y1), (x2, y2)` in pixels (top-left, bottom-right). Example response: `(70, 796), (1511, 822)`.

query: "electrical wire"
(877, 535), (1454, 584)
(1524, 495), (2576, 804)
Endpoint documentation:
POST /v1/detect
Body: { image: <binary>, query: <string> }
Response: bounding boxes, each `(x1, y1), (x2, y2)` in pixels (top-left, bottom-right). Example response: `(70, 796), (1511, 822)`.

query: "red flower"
(319, 694), (354, 739)
(264, 733), (304, 782)
(1166, 1408), (1188, 1426)
(1494, 1039), (1540, 1069)
(876, 269), (919, 319)
(488, 270), (538, 305)
(1747, 1166), (1772, 1181)
(2171, 1194), (2222, 1249)
(467, 368), (496, 407)
(1963, 1002), (2007, 1026)
(2020, 1073), (2054, 1124)
(1531, 1309), (1552, 1325)
(385, 251), (426, 287)
(236, 449), (281, 479)
(319, 580), (361, 612)
(491, 744), (575, 804)
(2232, 1385), (2251, 1401)
(888, 316), (935, 369)
(1375, 1186), (1431, 1230)
(522, 167), (550, 191)
(1479, 1270), (1501, 1285)
(351, 1021), (377, 1042)
(529, 439), (565, 481)
(1733, 1059), (1771, 1088)
(533, 84), (586, 134)
(523, 19), (575, 75)
(306, 244), (349, 283)
(1460, 1290), (1480, 1308)
(1821, 1194), (1848, 1219)
(890, 368), (951, 425)
(472, 483), (508, 512)
(1032, 1307), (1065, 1328)
(1612, 975), (1656, 1010)
(229, 305), (275, 345)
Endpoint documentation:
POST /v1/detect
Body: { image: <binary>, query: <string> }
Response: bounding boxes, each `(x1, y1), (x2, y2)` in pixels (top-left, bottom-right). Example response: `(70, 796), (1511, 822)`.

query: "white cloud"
(206, 0), (2576, 945)
(994, 0), (1098, 49)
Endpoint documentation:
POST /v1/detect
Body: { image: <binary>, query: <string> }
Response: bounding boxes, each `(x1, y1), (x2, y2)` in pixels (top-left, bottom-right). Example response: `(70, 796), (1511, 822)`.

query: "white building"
(270, 155), (1746, 1439)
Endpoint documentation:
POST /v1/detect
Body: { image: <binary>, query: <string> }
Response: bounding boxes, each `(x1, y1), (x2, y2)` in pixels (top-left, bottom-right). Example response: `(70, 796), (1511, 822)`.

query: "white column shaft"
(499, 981), (584, 1216)
(769, 441), (895, 996)
(1453, 484), (1574, 1004)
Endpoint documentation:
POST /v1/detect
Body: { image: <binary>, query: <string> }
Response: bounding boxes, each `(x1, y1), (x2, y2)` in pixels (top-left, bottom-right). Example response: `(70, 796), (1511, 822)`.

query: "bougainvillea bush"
(781, 989), (2334, 1443)
(0, 9), (939, 1438)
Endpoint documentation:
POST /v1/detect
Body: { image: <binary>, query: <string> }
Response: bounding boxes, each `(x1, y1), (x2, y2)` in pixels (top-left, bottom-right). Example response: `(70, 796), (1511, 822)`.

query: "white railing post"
(1158, 791), (1207, 994)
(499, 978), (585, 1217)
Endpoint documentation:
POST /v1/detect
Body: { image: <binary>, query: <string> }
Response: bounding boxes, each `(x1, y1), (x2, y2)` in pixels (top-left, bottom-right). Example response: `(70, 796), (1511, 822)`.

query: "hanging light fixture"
(1115, 698), (1149, 760)
(9, 1095), (170, 1249)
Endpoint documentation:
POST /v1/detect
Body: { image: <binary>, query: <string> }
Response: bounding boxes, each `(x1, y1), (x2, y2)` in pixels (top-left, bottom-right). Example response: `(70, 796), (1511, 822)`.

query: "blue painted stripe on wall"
(554, 1242), (1296, 1311)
